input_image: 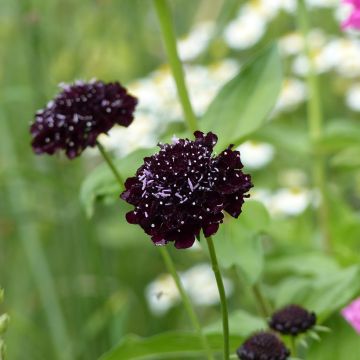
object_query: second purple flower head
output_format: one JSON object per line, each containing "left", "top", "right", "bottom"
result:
{"left": 121, "top": 131, "right": 252, "bottom": 249}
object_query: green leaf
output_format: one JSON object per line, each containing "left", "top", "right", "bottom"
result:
{"left": 98, "top": 331, "right": 243, "bottom": 360}
{"left": 273, "top": 277, "right": 311, "bottom": 309}
{"left": 316, "top": 120, "right": 360, "bottom": 152}
{"left": 200, "top": 45, "right": 283, "bottom": 149}
{"left": 271, "top": 265, "right": 360, "bottom": 321}
{"left": 303, "top": 265, "right": 360, "bottom": 320}
{"left": 331, "top": 146, "right": 360, "bottom": 169}
{"left": 266, "top": 253, "right": 340, "bottom": 277}
{"left": 211, "top": 201, "right": 268, "bottom": 284}
{"left": 308, "top": 314, "right": 360, "bottom": 360}
{"left": 205, "top": 310, "right": 266, "bottom": 337}
{"left": 80, "top": 148, "right": 156, "bottom": 217}
{"left": 240, "top": 200, "right": 270, "bottom": 233}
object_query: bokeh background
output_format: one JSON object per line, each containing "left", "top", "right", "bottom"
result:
{"left": 1, "top": 0, "right": 360, "bottom": 359}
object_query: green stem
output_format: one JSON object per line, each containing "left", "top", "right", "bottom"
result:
{"left": 297, "top": 0, "right": 331, "bottom": 253}
{"left": 153, "top": 0, "right": 198, "bottom": 133}
{"left": 290, "top": 336, "right": 297, "bottom": 358}
{"left": 159, "top": 247, "right": 214, "bottom": 360}
{"left": 206, "top": 237, "right": 230, "bottom": 360}
{"left": 97, "top": 142, "right": 213, "bottom": 360}
{"left": 96, "top": 141, "right": 125, "bottom": 189}
{"left": 252, "top": 283, "right": 271, "bottom": 318}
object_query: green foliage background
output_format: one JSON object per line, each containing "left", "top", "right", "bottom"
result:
{"left": 0, "top": 0, "right": 360, "bottom": 359}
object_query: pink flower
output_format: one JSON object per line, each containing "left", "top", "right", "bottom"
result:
{"left": 342, "top": 0, "right": 360, "bottom": 30}
{"left": 341, "top": 297, "right": 360, "bottom": 333}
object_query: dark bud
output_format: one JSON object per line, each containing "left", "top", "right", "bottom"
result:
{"left": 237, "top": 331, "right": 290, "bottom": 360}
{"left": 269, "top": 304, "right": 317, "bottom": 336}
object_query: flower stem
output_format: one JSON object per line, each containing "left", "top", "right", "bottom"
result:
{"left": 206, "top": 236, "right": 230, "bottom": 360}
{"left": 97, "top": 142, "right": 213, "bottom": 360}
{"left": 297, "top": 0, "right": 331, "bottom": 253}
{"left": 96, "top": 141, "right": 125, "bottom": 189}
{"left": 159, "top": 247, "right": 214, "bottom": 360}
{"left": 153, "top": 0, "right": 198, "bottom": 133}
{"left": 252, "top": 283, "right": 271, "bottom": 318}
{"left": 290, "top": 336, "right": 297, "bottom": 357}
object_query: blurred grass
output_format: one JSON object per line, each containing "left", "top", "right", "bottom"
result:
{"left": 1, "top": 0, "right": 360, "bottom": 359}
{"left": 0, "top": 1, "right": 225, "bottom": 359}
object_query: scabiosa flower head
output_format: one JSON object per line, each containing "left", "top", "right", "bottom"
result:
{"left": 237, "top": 331, "right": 290, "bottom": 360}
{"left": 342, "top": 0, "right": 360, "bottom": 30}
{"left": 30, "top": 80, "right": 137, "bottom": 159}
{"left": 121, "top": 131, "right": 252, "bottom": 249}
{"left": 269, "top": 304, "right": 316, "bottom": 336}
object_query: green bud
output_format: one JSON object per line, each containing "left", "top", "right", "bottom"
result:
{"left": 0, "top": 315, "right": 9, "bottom": 336}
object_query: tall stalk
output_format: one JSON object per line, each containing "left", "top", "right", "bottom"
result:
{"left": 153, "top": 0, "right": 198, "bottom": 133}
{"left": 153, "top": 1, "right": 231, "bottom": 358}
{"left": 297, "top": 0, "right": 331, "bottom": 252}
{"left": 206, "top": 237, "right": 230, "bottom": 360}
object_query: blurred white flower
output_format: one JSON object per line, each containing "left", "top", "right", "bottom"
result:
{"left": 322, "top": 38, "right": 360, "bottom": 78}
{"left": 265, "top": 0, "right": 297, "bottom": 16}
{"left": 145, "top": 273, "right": 180, "bottom": 316}
{"left": 280, "top": 169, "right": 309, "bottom": 187}
{"left": 129, "top": 60, "right": 239, "bottom": 122}
{"left": 178, "top": 22, "right": 214, "bottom": 61}
{"left": 224, "top": 8, "right": 266, "bottom": 50}
{"left": 306, "top": 0, "right": 338, "bottom": 8}
{"left": 183, "top": 263, "right": 233, "bottom": 306}
{"left": 98, "top": 112, "right": 158, "bottom": 157}
{"left": 145, "top": 264, "right": 234, "bottom": 314}
{"left": 250, "top": 188, "right": 273, "bottom": 210}
{"left": 346, "top": 84, "right": 360, "bottom": 111}
{"left": 273, "top": 78, "right": 307, "bottom": 114}
{"left": 279, "top": 32, "right": 304, "bottom": 56}
{"left": 270, "top": 187, "right": 312, "bottom": 216}
{"left": 237, "top": 141, "right": 275, "bottom": 169}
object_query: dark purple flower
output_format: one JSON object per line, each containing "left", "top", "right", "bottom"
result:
{"left": 237, "top": 331, "right": 290, "bottom": 360}
{"left": 121, "top": 131, "right": 252, "bottom": 249}
{"left": 30, "top": 80, "right": 137, "bottom": 159}
{"left": 269, "top": 304, "right": 316, "bottom": 336}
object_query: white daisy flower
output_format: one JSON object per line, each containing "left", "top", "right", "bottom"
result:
{"left": 273, "top": 78, "right": 307, "bottom": 114}
{"left": 279, "top": 32, "right": 305, "bottom": 56}
{"left": 182, "top": 264, "right": 233, "bottom": 306}
{"left": 178, "top": 22, "right": 214, "bottom": 61}
{"left": 145, "top": 274, "right": 181, "bottom": 316}
{"left": 224, "top": 7, "right": 266, "bottom": 50}
{"left": 270, "top": 187, "right": 312, "bottom": 216}
{"left": 237, "top": 141, "right": 275, "bottom": 169}
{"left": 346, "top": 84, "right": 360, "bottom": 111}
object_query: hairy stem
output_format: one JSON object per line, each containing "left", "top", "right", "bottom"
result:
{"left": 206, "top": 237, "right": 230, "bottom": 360}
